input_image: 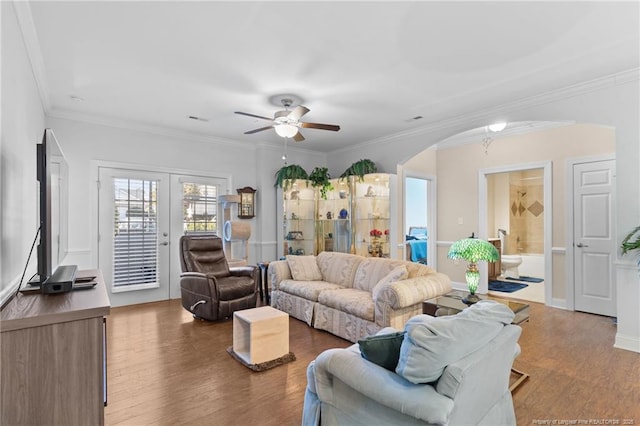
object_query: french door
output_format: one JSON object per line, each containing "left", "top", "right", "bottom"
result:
{"left": 98, "top": 168, "right": 171, "bottom": 307}
{"left": 98, "top": 166, "right": 228, "bottom": 307}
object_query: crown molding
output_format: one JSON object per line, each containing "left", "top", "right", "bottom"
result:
{"left": 434, "top": 121, "right": 576, "bottom": 151}
{"left": 47, "top": 108, "right": 260, "bottom": 149}
{"left": 13, "top": 1, "right": 51, "bottom": 112}
{"left": 15, "top": 0, "right": 638, "bottom": 157}
{"left": 47, "top": 107, "right": 321, "bottom": 156}
{"left": 329, "top": 68, "right": 640, "bottom": 156}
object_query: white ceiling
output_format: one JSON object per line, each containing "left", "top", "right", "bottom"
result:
{"left": 21, "top": 1, "right": 639, "bottom": 153}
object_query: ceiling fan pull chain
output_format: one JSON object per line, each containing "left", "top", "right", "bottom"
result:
{"left": 282, "top": 136, "right": 288, "bottom": 164}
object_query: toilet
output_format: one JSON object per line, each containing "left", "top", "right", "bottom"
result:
{"left": 498, "top": 229, "right": 523, "bottom": 279}
{"left": 501, "top": 254, "right": 523, "bottom": 279}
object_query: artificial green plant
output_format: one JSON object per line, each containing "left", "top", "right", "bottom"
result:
{"left": 339, "top": 159, "right": 377, "bottom": 181}
{"left": 621, "top": 225, "right": 640, "bottom": 269}
{"left": 309, "top": 167, "right": 333, "bottom": 199}
{"left": 274, "top": 164, "right": 308, "bottom": 191}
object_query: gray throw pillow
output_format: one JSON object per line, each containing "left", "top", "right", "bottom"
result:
{"left": 358, "top": 331, "right": 406, "bottom": 371}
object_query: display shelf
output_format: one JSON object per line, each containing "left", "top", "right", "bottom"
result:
{"left": 351, "top": 173, "right": 395, "bottom": 258}
{"left": 277, "top": 174, "right": 397, "bottom": 258}
{"left": 316, "top": 178, "right": 352, "bottom": 253}
{"left": 279, "top": 180, "right": 315, "bottom": 257}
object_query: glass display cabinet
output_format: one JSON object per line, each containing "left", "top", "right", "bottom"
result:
{"left": 277, "top": 174, "right": 396, "bottom": 258}
{"left": 350, "top": 173, "right": 396, "bottom": 257}
{"left": 279, "top": 180, "right": 316, "bottom": 257}
{"left": 315, "top": 178, "right": 352, "bottom": 254}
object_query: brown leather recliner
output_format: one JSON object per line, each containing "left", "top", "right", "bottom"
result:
{"left": 179, "top": 235, "right": 258, "bottom": 321}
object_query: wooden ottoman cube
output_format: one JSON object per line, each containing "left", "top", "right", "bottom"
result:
{"left": 233, "top": 306, "right": 289, "bottom": 365}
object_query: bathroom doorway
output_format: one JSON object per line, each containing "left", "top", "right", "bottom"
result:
{"left": 479, "top": 162, "right": 552, "bottom": 304}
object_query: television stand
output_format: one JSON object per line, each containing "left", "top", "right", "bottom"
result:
{"left": 1, "top": 269, "right": 110, "bottom": 425}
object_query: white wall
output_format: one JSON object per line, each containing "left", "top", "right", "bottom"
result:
{"left": 327, "top": 77, "right": 639, "bottom": 351}
{"left": 3, "top": 0, "right": 638, "bottom": 351}
{"left": 1, "top": 2, "right": 47, "bottom": 305}
{"left": 45, "top": 117, "right": 327, "bottom": 268}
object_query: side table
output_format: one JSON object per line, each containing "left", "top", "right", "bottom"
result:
{"left": 257, "top": 261, "right": 270, "bottom": 304}
{"left": 232, "top": 306, "right": 289, "bottom": 365}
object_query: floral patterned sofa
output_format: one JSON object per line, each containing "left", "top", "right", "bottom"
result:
{"left": 268, "top": 252, "right": 452, "bottom": 342}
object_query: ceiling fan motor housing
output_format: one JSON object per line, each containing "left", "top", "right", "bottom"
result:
{"left": 274, "top": 110, "right": 293, "bottom": 124}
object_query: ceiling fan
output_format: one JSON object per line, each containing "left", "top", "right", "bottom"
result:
{"left": 235, "top": 98, "right": 340, "bottom": 142}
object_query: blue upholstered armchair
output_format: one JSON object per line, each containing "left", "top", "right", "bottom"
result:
{"left": 302, "top": 301, "right": 521, "bottom": 425}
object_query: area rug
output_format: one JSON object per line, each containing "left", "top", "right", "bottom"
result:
{"left": 514, "top": 275, "right": 544, "bottom": 283}
{"left": 489, "top": 280, "right": 528, "bottom": 293}
{"left": 226, "top": 347, "right": 296, "bottom": 372}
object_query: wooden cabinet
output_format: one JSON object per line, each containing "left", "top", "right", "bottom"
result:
{"left": 0, "top": 270, "right": 110, "bottom": 425}
{"left": 237, "top": 186, "right": 256, "bottom": 219}
{"left": 488, "top": 239, "right": 502, "bottom": 279}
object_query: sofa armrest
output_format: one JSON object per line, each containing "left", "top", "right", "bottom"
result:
{"left": 268, "top": 260, "right": 292, "bottom": 292}
{"left": 375, "top": 272, "right": 452, "bottom": 309}
{"left": 312, "top": 348, "right": 454, "bottom": 424}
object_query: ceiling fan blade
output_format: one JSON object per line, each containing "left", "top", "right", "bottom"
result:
{"left": 244, "top": 125, "right": 274, "bottom": 134}
{"left": 293, "top": 131, "right": 305, "bottom": 142}
{"left": 288, "top": 105, "right": 310, "bottom": 121}
{"left": 235, "top": 111, "right": 274, "bottom": 121}
{"left": 300, "top": 122, "right": 341, "bottom": 132}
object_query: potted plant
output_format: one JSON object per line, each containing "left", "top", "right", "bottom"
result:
{"left": 309, "top": 167, "right": 333, "bottom": 199}
{"left": 274, "top": 164, "right": 308, "bottom": 191}
{"left": 340, "top": 159, "right": 377, "bottom": 181}
{"left": 621, "top": 225, "right": 640, "bottom": 269}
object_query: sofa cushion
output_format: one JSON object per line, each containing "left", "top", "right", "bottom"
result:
{"left": 358, "top": 331, "right": 406, "bottom": 371}
{"left": 317, "top": 251, "right": 364, "bottom": 288}
{"left": 318, "top": 288, "right": 375, "bottom": 321}
{"left": 395, "top": 300, "right": 515, "bottom": 384}
{"left": 353, "top": 258, "right": 404, "bottom": 292}
{"left": 286, "top": 255, "right": 322, "bottom": 281}
{"left": 279, "top": 280, "right": 343, "bottom": 301}
{"left": 404, "top": 261, "right": 436, "bottom": 278}
{"left": 371, "top": 265, "right": 408, "bottom": 300}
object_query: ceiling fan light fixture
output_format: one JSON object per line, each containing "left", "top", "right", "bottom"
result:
{"left": 488, "top": 122, "right": 507, "bottom": 132}
{"left": 274, "top": 123, "right": 299, "bottom": 138}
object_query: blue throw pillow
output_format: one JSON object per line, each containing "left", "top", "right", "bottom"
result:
{"left": 358, "top": 331, "right": 406, "bottom": 371}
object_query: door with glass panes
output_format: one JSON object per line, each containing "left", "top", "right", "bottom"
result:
{"left": 98, "top": 167, "right": 226, "bottom": 307}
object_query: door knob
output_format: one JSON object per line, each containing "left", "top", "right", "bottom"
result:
{"left": 576, "top": 243, "right": 589, "bottom": 248}
{"left": 160, "top": 241, "right": 169, "bottom": 246}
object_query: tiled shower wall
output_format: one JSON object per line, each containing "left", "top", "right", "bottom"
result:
{"left": 507, "top": 170, "right": 544, "bottom": 254}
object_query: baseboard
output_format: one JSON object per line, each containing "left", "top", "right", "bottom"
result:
{"left": 614, "top": 333, "right": 640, "bottom": 353}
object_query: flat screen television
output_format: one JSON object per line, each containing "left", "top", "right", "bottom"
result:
{"left": 28, "top": 129, "right": 70, "bottom": 288}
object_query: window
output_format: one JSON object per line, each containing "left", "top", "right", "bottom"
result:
{"left": 112, "top": 178, "right": 158, "bottom": 287}
{"left": 183, "top": 183, "right": 218, "bottom": 234}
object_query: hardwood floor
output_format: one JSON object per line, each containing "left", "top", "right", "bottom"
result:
{"left": 105, "top": 299, "right": 640, "bottom": 425}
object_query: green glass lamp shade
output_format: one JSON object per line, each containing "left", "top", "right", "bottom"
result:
{"left": 448, "top": 238, "right": 499, "bottom": 304}
{"left": 447, "top": 238, "right": 499, "bottom": 263}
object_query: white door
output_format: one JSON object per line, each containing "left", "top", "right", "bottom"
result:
{"left": 98, "top": 168, "right": 171, "bottom": 307}
{"left": 168, "top": 175, "right": 227, "bottom": 300}
{"left": 573, "top": 159, "right": 616, "bottom": 317}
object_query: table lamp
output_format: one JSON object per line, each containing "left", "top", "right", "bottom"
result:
{"left": 447, "top": 234, "right": 499, "bottom": 304}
